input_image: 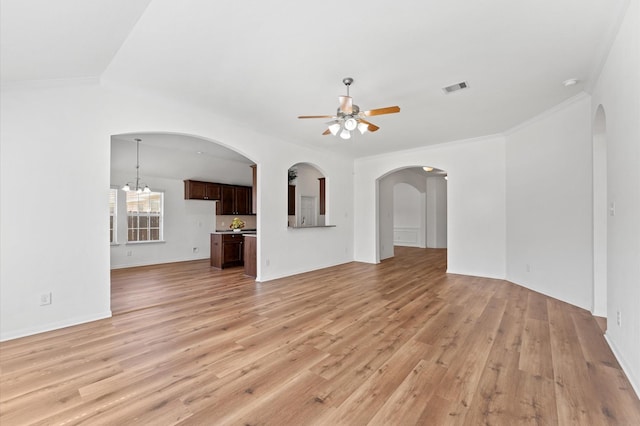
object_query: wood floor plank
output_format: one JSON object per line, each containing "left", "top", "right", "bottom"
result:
{"left": 547, "top": 299, "right": 608, "bottom": 425}
{"left": 1, "top": 247, "right": 639, "bottom": 425}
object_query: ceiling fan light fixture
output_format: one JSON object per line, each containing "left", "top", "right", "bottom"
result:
{"left": 328, "top": 122, "right": 341, "bottom": 136}
{"left": 344, "top": 117, "right": 358, "bottom": 131}
{"left": 298, "top": 77, "right": 400, "bottom": 140}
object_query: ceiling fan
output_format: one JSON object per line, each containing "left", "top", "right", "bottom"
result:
{"left": 298, "top": 77, "right": 400, "bottom": 140}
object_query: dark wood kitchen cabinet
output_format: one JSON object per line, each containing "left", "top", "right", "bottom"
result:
{"left": 318, "top": 177, "right": 326, "bottom": 215}
{"left": 243, "top": 235, "right": 256, "bottom": 277}
{"left": 216, "top": 185, "right": 252, "bottom": 215}
{"left": 210, "top": 233, "right": 244, "bottom": 268}
{"left": 288, "top": 185, "right": 296, "bottom": 215}
{"left": 184, "top": 180, "right": 221, "bottom": 200}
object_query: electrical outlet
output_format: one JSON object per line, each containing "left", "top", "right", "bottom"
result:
{"left": 526, "top": 264, "right": 531, "bottom": 273}
{"left": 40, "top": 292, "right": 52, "bottom": 306}
{"left": 127, "top": 250, "right": 132, "bottom": 256}
{"left": 616, "top": 310, "right": 622, "bottom": 326}
{"left": 192, "top": 247, "right": 199, "bottom": 253}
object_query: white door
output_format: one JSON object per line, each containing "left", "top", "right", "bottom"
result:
{"left": 299, "top": 196, "right": 316, "bottom": 226}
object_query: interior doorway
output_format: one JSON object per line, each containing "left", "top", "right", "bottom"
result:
{"left": 377, "top": 166, "right": 448, "bottom": 262}
{"left": 110, "top": 131, "right": 257, "bottom": 314}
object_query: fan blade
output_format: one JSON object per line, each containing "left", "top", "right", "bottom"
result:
{"left": 339, "top": 96, "right": 353, "bottom": 114}
{"left": 298, "top": 115, "right": 335, "bottom": 119}
{"left": 360, "top": 119, "right": 380, "bottom": 132}
{"left": 322, "top": 129, "right": 331, "bottom": 135}
{"left": 362, "top": 106, "right": 400, "bottom": 117}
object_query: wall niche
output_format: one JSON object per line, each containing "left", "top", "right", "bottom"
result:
{"left": 287, "top": 163, "right": 329, "bottom": 228}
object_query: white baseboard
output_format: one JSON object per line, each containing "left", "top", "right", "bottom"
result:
{"left": 605, "top": 332, "right": 640, "bottom": 400}
{"left": 0, "top": 310, "right": 112, "bottom": 342}
{"left": 110, "top": 256, "right": 209, "bottom": 269}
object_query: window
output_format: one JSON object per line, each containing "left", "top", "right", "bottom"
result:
{"left": 126, "top": 191, "right": 164, "bottom": 242}
{"left": 109, "top": 188, "right": 117, "bottom": 244}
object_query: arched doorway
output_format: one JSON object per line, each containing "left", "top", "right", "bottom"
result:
{"left": 109, "top": 132, "right": 258, "bottom": 313}
{"left": 592, "top": 105, "right": 607, "bottom": 318}
{"left": 377, "top": 166, "right": 447, "bottom": 261}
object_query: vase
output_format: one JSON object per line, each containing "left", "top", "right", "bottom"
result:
{"left": 233, "top": 228, "right": 241, "bottom": 232}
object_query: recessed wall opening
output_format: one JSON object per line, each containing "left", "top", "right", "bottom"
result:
{"left": 287, "top": 162, "right": 327, "bottom": 228}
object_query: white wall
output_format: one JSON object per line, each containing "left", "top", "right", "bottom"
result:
{"left": 505, "top": 94, "right": 593, "bottom": 310}
{"left": 590, "top": 0, "right": 640, "bottom": 396}
{"left": 377, "top": 175, "right": 396, "bottom": 260}
{"left": 426, "top": 176, "right": 448, "bottom": 248}
{"left": 0, "top": 80, "right": 354, "bottom": 341}
{"left": 1, "top": 82, "right": 112, "bottom": 340}
{"left": 393, "top": 182, "right": 424, "bottom": 247}
{"left": 109, "top": 176, "right": 217, "bottom": 268}
{"left": 356, "top": 135, "right": 506, "bottom": 279}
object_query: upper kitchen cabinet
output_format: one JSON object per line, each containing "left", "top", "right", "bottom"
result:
{"left": 184, "top": 180, "right": 221, "bottom": 200}
{"left": 217, "top": 184, "right": 252, "bottom": 215}
{"left": 251, "top": 165, "right": 257, "bottom": 215}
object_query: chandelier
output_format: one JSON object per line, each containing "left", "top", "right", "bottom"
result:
{"left": 121, "top": 138, "right": 151, "bottom": 193}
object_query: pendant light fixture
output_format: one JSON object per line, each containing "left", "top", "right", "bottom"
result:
{"left": 121, "top": 138, "right": 151, "bottom": 193}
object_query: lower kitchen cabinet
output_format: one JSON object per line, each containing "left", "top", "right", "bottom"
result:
{"left": 210, "top": 233, "right": 244, "bottom": 268}
{"left": 243, "top": 235, "right": 256, "bottom": 277}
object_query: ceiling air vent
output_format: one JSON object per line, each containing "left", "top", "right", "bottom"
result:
{"left": 442, "top": 81, "right": 469, "bottom": 94}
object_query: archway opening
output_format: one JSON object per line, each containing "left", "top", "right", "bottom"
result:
{"left": 109, "top": 132, "right": 257, "bottom": 313}
{"left": 377, "top": 166, "right": 447, "bottom": 262}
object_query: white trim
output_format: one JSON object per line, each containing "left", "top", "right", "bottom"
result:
{"left": 605, "top": 333, "right": 640, "bottom": 400}
{"left": 503, "top": 92, "right": 590, "bottom": 136}
{"left": 110, "top": 256, "right": 209, "bottom": 269}
{"left": 357, "top": 132, "right": 504, "bottom": 163}
{"left": 393, "top": 227, "right": 420, "bottom": 247}
{"left": 446, "top": 269, "right": 506, "bottom": 280}
{"left": 125, "top": 240, "right": 166, "bottom": 245}
{"left": 0, "top": 311, "right": 112, "bottom": 342}
{"left": 0, "top": 76, "right": 100, "bottom": 90}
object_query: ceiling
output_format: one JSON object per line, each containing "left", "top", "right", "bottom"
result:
{"left": 111, "top": 133, "right": 254, "bottom": 185}
{"left": 1, "top": 0, "right": 628, "bottom": 159}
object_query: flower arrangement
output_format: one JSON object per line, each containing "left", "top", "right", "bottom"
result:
{"left": 230, "top": 217, "right": 245, "bottom": 230}
{"left": 288, "top": 168, "right": 297, "bottom": 183}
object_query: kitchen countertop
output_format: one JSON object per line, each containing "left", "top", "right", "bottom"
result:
{"left": 211, "top": 230, "right": 257, "bottom": 235}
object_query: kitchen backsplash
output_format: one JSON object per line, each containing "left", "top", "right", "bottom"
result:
{"left": 216, "top": 215, "right": 257, "bottom": 231}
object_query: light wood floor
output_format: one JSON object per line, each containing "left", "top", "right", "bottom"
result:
{"left": 1, "top": 247, "right": 639, "bottom": 425}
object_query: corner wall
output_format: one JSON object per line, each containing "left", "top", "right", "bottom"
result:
{"left": 590, "top": 0, "right": 640, "bottom": 396}
{"left": 505, "top": 94, "right": 593, "bottom": 311}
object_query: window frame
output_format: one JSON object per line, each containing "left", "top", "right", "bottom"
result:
{"left": 109, "top": 187, "right": 118, "bottom": 245}
{"left": 125, "top": 190, "right": 165, "bottom": 244}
